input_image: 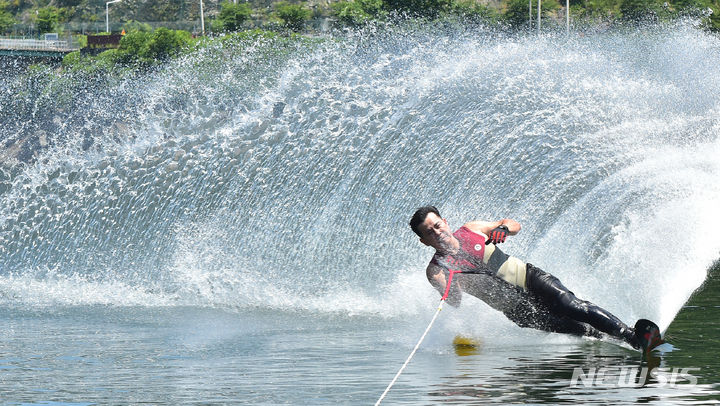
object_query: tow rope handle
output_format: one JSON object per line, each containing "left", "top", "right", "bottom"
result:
{"left": 441, "top": 269, "right": 461, "bottom": 301}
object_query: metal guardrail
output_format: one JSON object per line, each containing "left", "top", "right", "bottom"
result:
{"left": 0, "top": 38, "right": 78, "bottom": 52}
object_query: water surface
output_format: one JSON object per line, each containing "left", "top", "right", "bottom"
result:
{"left": 1, "top": 22, "right": 720, "bottom": 404}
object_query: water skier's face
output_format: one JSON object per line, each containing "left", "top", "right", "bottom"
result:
{"left": 418, "top": 212, "right": 453, "bottom": 250}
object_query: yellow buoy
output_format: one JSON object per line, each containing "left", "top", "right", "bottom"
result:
{"left": 453, "top": 335, "right": 481, "bottom": 356}
{"left": 453, "top": 335, "right": 480, "bottom": 347}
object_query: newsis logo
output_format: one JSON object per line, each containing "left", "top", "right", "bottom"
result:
{"left": 570, "top": 367, "right": 700, "bottom": 388}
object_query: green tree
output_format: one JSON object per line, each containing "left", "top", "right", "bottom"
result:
{"left": 503, "top": 0, "right": 533, "bottom": 26}
{"left": 0, "top": 6, "right": 15, "bottom": 33}
{"left": 451, "top": 0, "right": 500, "bottom": 21}
{"left": 503, "top": 0, "right": 560, "bottom": 26}
{"left": 619, "top": 0, "right": 664, "bottom": 19}
{"left": 275, "top": 2, "right": 311, "bottom": 31}
{"left": 216, "top": 1, "right": 252, "bottom": 32}
{"left": 383, "top": 0, "right": 452, "bottom": 17}
{"left": 574, "top": 0, "right": 622, "bottom": 19}
{"left": 54, "top": 0, "right": 82, "bottom": 8}
{"left": 331, "top": 0, "right": 384, "bottom": 25}
{"left": 670, "top": 0, "right": 705, "bottom": 8}
{"left": 540, "top": 0, "right": 561, "bottom": 18}
{"left": 706, "top": 1, "right": 720, "bottom": 31}
{"left": 121, "top": 20, "right": 153, "bottom": 33}
{"left": 35, "top": 6, "right": 68, "bottom": 33}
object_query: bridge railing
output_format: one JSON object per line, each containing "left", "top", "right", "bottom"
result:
{"left": 0, "top": 38, "right": 78, "bottom": 52}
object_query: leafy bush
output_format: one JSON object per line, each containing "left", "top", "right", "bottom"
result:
{"left": 216, "top": 1, "right": 252, "bottom": 32}
{"left": 275, "top": 2, "right": 312, "bottom": 31}
{"left": 331, "top": 0, "right": 384, "bottom": 25}
{"left": 61, "top": 48, "right": 119, "bottom": 72}
{"left": 451, "top": 0, "right": 500, "bottom": 21}
{"left": 572, "top": 0, "right": 621, "bottom": 20}
{"left": 61, "top": 50, "right": 84, "bottom": 68}
{"left": 619, "top": 0, "right": 665, "bottom": 19}
{"left": 116, "top": 30, "right": 152, "bottom": 64}
{"left": 383, "top": 0, "right": 453, "bottom": 18}
{"left": 709, "top": 3, "right": 720, "bottom": 31}
{"left": 145, "top": 27, "right": 192, "bottom": 61}
{"left": 503, "top": 0, "right": 535, "bottom": 26}
{"left": 63, "top": 28, "right": 193, "bottom": 71}
{"left": 503, "top": 0, "right": 561, "bottom": 26}
{"left": 116, "top": 28, "right": 192, "bottom": 65}
{"left": 73, "top": 34, "right": 87, "bottom": 48}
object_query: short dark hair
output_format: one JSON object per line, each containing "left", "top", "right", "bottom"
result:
{"left": 409, "top": 206, "right": 441, "bottom": 237}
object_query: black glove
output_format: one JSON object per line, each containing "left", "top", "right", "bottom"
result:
{"left": 485, "top": 225, "right": 509, "bottom": 245}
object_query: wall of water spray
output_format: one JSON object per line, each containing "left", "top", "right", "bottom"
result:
{"left": 1, "top": 23, "right": 719, "bottom": 327}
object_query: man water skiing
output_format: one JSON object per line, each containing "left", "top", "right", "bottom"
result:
{"left": 409, "top": 206, "right": 662, "bottom": 351}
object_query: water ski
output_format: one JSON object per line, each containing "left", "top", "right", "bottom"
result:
{"left": 634, "top": 319, "right": 663, "bottom": 353}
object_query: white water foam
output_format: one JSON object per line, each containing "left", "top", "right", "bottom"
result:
{"left": 1, "top": 24, "right": 719, "bottom": 331}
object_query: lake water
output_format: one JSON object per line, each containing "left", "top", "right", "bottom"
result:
{"left": 2, "top": 21, "right": 720, "bottom": 404}
{"left": 2, "top": 271, "right": 719, "bottom": 404}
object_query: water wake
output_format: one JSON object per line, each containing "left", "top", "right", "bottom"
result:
{"left": 1, "top": 23, "right": 719, "bottom": 329}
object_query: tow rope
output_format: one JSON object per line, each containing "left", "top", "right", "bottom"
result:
{"left": 374, "top": 269, "right": 461, "bottom": 406}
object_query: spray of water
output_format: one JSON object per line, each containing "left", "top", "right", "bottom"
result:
{"left": 1, "top": 23, "right": 719, "bottom": 331}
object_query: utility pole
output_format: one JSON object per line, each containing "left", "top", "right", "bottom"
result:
{"left": 105, "top": 0, "right": 122, "bottom": 33}
{"left": 566, "top": 0, "right": 570, "bottom": 35}
{"left": 200, "top": 0, "right": 205, "bottom": 35}
{"left": 529, "top": 0, "right": 532, "bottom": 29}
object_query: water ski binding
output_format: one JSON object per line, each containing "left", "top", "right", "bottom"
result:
{"left": 634, "top": 319, "right": 664, "bottom": 353}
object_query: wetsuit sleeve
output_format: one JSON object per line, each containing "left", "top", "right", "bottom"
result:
{"left": 426, "top": 263, "right": 462, "bottom": 307}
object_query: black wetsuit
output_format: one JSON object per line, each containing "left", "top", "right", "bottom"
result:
{"left": 515, "top": 264, "right": 634, "bottom": 343}
{"left": 430, "top": 226, "right": 636, "bottom": 346}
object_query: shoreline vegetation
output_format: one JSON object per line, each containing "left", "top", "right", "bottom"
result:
{"left": 1, "top": 0, "right": 719, "bottom": 166}
{"left": 1, "top": 0, "right": 719, "bottom": 40}
{"left": 9, "top": 9, "right": 720, "bottom": 73}
{"left": 0, "top": 0, "right": 718, "bottom": 72}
